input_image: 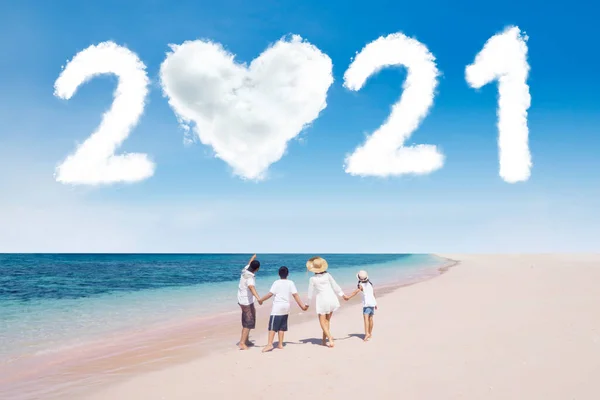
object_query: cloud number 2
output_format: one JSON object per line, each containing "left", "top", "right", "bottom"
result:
{"left": 54, "top": 41, "right": 155, "bottom": 185}
{"left": 342, "top": 32, "right": 445, "bottom": 177}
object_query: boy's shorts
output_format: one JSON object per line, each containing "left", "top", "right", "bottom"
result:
{"left": 268, "top": 314, "right": 289, "bottom": 332}
{"left": 363, "top": 306, "right": 375, "bottom": 315}
{"left": 239, "top": 303, "right": 256, "bottom": 329}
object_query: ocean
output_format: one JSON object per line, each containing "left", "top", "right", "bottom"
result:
{"left": 0, "top": 253, "right": 447, "bottom": 364}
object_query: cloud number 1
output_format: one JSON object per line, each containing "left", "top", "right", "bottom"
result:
{"left": 343, "top": 33, "right": 445, "bottom": 177}
{"left": 53, "top": 41, "right": 155, "bottom": 185}
{"left": 466, "top": 26, "right": 532, "bottom": 183}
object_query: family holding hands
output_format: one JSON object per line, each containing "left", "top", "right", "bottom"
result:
{"left": 237, "top": 255, "right": 378, "bottom": 352}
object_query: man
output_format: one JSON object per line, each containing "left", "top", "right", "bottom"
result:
{"left": 237, "top": 254, "right": 263, "bottom": 350}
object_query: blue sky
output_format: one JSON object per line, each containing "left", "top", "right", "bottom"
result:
{"left": 0, "top": 0, "right": 598, "bottom": 252}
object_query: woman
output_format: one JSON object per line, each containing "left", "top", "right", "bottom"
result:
{"left": 306, "top": 256, "right": 349, "bottom": 348}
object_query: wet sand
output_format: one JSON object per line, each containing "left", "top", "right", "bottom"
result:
{"left": 1, "top": 260, "right": 451, "bottom": 399}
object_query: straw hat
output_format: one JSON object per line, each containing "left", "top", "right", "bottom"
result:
{"left": 357, "top": 270, "right": 368, "bottom": 281}
{"left": 306, "top": 256, "right": 328, "bottom": 273}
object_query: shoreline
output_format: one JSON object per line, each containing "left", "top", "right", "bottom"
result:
{"left": 1, "top": 255, "right": 454, "bottom": 400}
{"left": 86, "top": 253, "right": 600, "bottom": 400}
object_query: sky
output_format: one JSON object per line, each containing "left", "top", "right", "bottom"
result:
{"left": 0, "top": 0, "right": 598, "bottom": 253}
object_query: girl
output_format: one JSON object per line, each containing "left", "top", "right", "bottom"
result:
{"left": 347, "top": 270, "right": 377, "bottom": 341}
{"left": 306, "top": 256, "right": 349, "bottom": 348}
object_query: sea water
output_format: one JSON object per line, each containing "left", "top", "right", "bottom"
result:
{"left": 0, "top": 253, "right": 446, "bottom": 362}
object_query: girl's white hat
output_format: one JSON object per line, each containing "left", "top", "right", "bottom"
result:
{"left": 357, "top": 270, "right": 368, "bottom": 281}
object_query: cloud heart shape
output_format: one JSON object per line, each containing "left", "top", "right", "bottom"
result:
{"left": 159, "top": 35, "right": 334, "bottom": 180}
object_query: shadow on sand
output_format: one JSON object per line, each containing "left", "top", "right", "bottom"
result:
{"left": 348, "top": 333, "right": 366, "bottom": 340}
{"left": 240, "top": 333, "right": 364, "bottom": 350}
{"left": 290, "top": 334, "right": 358, "bottom": 346}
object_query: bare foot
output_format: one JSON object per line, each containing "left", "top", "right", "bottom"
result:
{"left": 277, "top": 344, "right": 284, "bottom": 350}
{"left": 327, "top": 340, "right": 335, "bottom": 348}
{"left": 262, "top": 344, "right": 274, "bottom": 353}
{"left": 239, "top": 343, "right": 249, "bottom": 350}
{"left": 363, "top": 334, "right": 371, "bottom": 342}
{"left": 322, "top": 339, "right": 327, "bottom": 346}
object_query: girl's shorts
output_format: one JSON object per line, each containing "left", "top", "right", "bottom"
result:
{"left": 363, "top": 306, "right": 375, "bottom": 315}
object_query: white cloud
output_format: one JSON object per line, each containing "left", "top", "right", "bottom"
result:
{"left": 343, "top": 33, "right": 444, "bottom": 177}
{"left": 54, "top": 41, "right": 155, "bottom": 185}
{"left": 159, "top": 34, "right": 333, "bottom": 181}
{"left": 465, "top": 26, "right": 532, "bottom": 183}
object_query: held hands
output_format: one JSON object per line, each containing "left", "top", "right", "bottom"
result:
{"left": 302, "top": 304, "right": 309, "bottom": 311}
{"left": 343, "top": 288, "right": 360, "bottom": 301}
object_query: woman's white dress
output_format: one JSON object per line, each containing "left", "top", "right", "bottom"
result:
{"left": 307, "top": 273, "right": 345, "bottom": 315}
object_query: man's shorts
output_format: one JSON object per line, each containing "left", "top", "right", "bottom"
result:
{"left": 363, "top": 306, "right": 375, "bottom": 316}
{"left": 268, "top": 314, "right": 289, "bottom": 332}
{"left": 239, "top": 303, "right": 256, "bottom": 329}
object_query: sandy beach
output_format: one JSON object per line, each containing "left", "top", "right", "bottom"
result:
{"left": 79, "top": 254, "right": 600, "bottom": 399}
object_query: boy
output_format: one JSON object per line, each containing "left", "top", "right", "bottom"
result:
{"left": 259, "top": 266, "right": 308, "bottom": 352}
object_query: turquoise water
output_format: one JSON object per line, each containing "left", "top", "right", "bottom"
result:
{"left": 0, "top": 253, "right": 446, "bottom": 360}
